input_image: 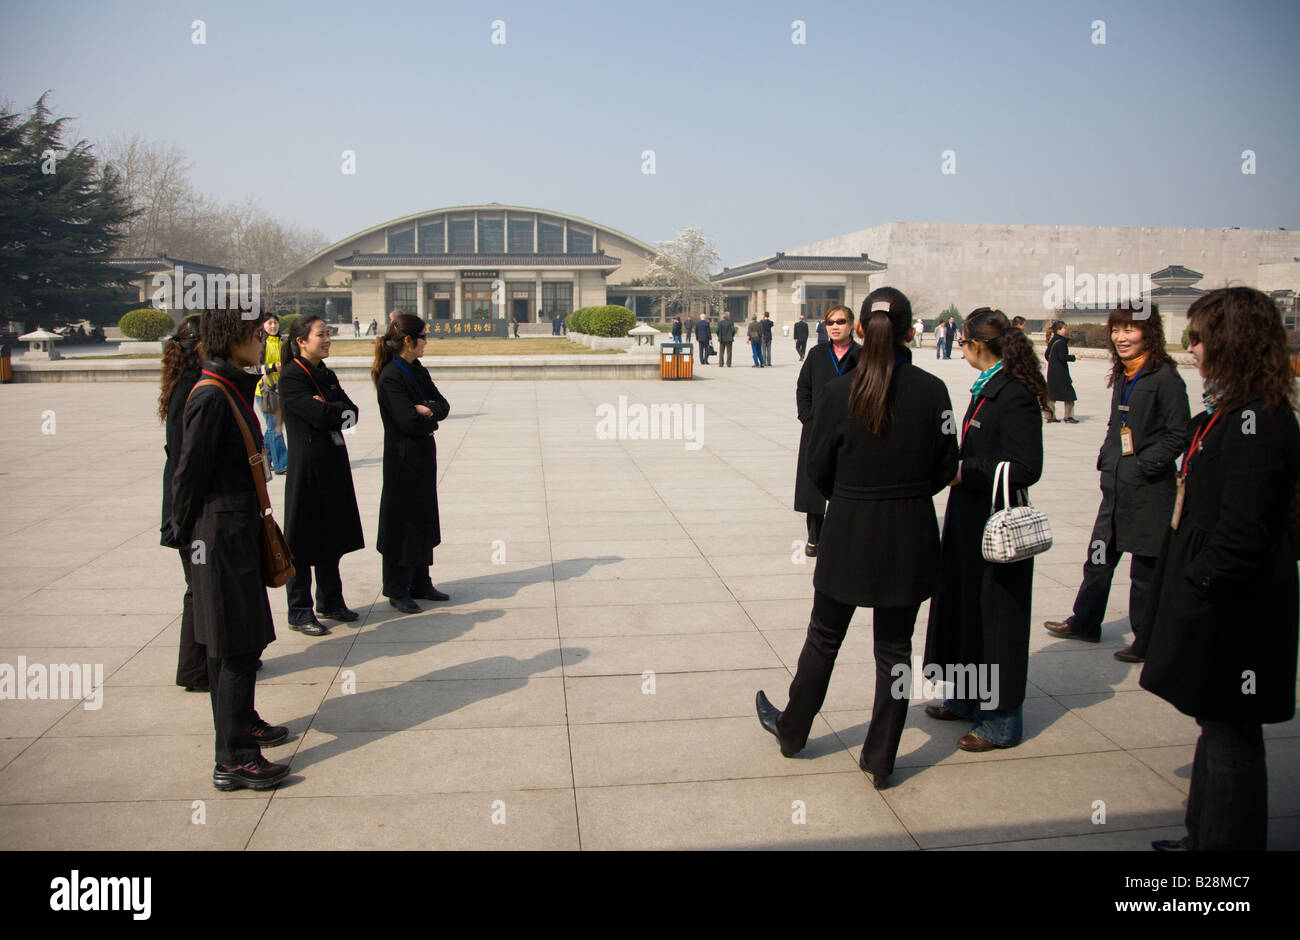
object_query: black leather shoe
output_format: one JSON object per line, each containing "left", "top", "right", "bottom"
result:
{"left": 410, "top": 586, "right": 450, "bottom": 601}
{"left": 1152, "top": 838, "right": 1189, "bottom": 852}
{"left": 182, "top": 683, "right": 209, "bottom": 693}
{"left": 1044, "top": 620, "right": 1101, "bottom": 643}
{"left": 804, "top": 542, "right": 817, "bottom": 557}
{"left": 251, "top": 718, "right": 289, "bottom": 748}
{"left": 212, "top": 756, "right": 290, "bottom": 791}
{"left": 924, "top": 704, "right": 964, "bottom": 721}
{"left": 317, "top": 607, "right": 359, "bottom": 622}
{"left": 755, "top": 690, "right": 801, "bottom": 757}
{"left": 1114, "top": 646, "right": 1145, "bottom": 663}
{"left": 858, "top": 750, "right": 889, "bottom": 789}
{"left": 389, "top": 596, "right": 420, "bottom": 614}
{"left": 289, "top": 618, "right": 330, "bottom": 637}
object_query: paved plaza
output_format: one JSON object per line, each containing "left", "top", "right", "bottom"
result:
{"left": 0, "top": 351, "right": 1296, "bottom": 851}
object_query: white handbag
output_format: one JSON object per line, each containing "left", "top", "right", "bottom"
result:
{"left": 982, "top": 461, "right": 1053, "bottom": 563}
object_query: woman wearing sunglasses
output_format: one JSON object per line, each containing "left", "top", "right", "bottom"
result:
{"left": 373, "top": 313, "right": 452, "bottom": 613}
{"left": 758, "top": 288, "right": 956, "bottom": 787}
{"left": 1141, "top": 287, "right": 1299, "bottom": 851}
{"left": 794, "top": 304, "right": 859, "bottom": 557}
{"left": 923, "top": 307, "right": 1052, "bottom": 751}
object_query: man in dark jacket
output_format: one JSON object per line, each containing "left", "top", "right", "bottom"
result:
{"left": 761, "top": 313, "right": 774, "bottom": 365}
{"left": 943, "top": 316, "right": 957, "bottom": 358}
{"left": 816, "top": 318, "right": 828, "bottom": 346}
{"left": 747, "top": 316, "right": 764, "bottom": 367}
{"left": 716, "top": 316, "right": 736, "bottom": 366}
{"left": 793, "top": 318, "right": 809, "bottom": 361}
{"left": 694, "top": 315, "right": 712, "bottom": 365}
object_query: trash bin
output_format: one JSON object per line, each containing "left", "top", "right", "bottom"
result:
{"left": 660, "top": 343, "right": 694, "bottom": 380}
{"left": 0, "top": 344, "right": 10, "bottom": 384}
{"left": 1291, "top": 344, "right": 1300, "bottom": 378}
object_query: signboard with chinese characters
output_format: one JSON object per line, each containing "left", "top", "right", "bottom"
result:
{"left": 427, "top": 318, "right": 508, "bottom": 337}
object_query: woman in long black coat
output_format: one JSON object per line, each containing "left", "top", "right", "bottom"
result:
{"left": 794, "top": 304, "right": 859, "bottom": 556}
{"left": 1141, "top": 287, "right": 1299, "bottom": 852}
{"left": 171, "top": 308, "right": 289, "bottom": 790}
{"left": 374, "top": 313, "right": 452, "bottom": 612}
{"left": 758, "top": 289, "right": 956, "bottom": 789}
{"left": 1043, "top": 306, "right": 1189, "bottom": 660}
{"left": 923, "top": 307, "right": 1051, "bottom": 750}
{"left": 1044, "top": 320, "right": 1078, "bottom": 422}
{"left": 160, "top": 315, "right": 207, "bottom": 691}
{"left": 279, "top": 314, "right": 365, "bottom": 636}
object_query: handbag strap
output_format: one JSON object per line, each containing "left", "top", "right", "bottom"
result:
{"left": 190, "top": 379, "right": 275, "bottom": 521}
{"left": 990, "top": 461, "right": 1012, "bottom": 513}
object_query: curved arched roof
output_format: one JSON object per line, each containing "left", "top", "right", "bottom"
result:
{"left": 280, "top": 204, "right": 659, "bottom": 285}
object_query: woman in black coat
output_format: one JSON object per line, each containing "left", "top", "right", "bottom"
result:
{"left": 171, "top": 307, "right": 289, "bottom": 791}
{"left": 278, "top": 315, "right": 365, "bottom": 636}
{"left": 374, "top": 313, "right": 452, "bottom": 612}
{"left": 1043, "top": 305, "right": 1190, "bottom": 661}
{"left": 1141, "top": 287, "right": 1299, "bottom": 851}
{"left": 159, "top": 315, "right": 207, "bottom": 691}
{"left": 794, "top": 304, "right": 859, "bottom": 557}
{"left": 923, "top": 307, "right": 1051, "bottom": 751}
{"left": 758, "top": 289, "right": 957, "bottom": 789}
{"left": 1044, "top": 320, "right": 1078, "bottom": 423}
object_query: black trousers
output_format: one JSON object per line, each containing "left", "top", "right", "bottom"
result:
{"left": 699, "top": 341, "right": 709, "bottom": 364}
{"left": 795, "top": 338, "right": 807, "bottom": 360}
{"left": 176, "top": 553, "right": 207, "bottom": 688}
{"left": 208, "top": 652, "right": 260, "bottom": 766}
{"left": 778, "top": 590, "right": 921, "bottom": 776}
{"left": 806, "top": 513, "right": 823, "bottom": 544}
{"left": 286, "top": 557, "right": 344, "bottom": 624}
{"left": 383, "top": 556, "right": 432, "bottom": 599}
{"left": 1186, "top": 720, "right": 1267, "bottom": 850}
{"left": 1069, "top": 535, "right": 1155, "bottom": 650}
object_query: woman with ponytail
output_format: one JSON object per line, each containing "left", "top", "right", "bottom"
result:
{"left": 159, "top": 314, "right": 209, "bottom": 691}
{"left": 794, "top": 304, "right": 859, "bottom": 556}
{"left": 374, "top": 313, "right": 451, "bottom": 613}
{"left": 757, "top": 288, "right": 957, "bottom": 788}
{"left": 923, "top": 307, "right": 1050, "bottom": 751}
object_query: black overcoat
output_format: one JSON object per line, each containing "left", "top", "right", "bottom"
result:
{"left": 279, "top": 356, "right": 365, "bottom": 565}
{"left": 377, "top": 358, "right": 451, "bottom": 565}
{"left": 160, "top": 368, "right": 199, "bottom": 548}
{"left": 1045, "top": 336, "right": 1077, "bottom": 402}
{"left": 806, "top": 355, "right": 958, "bottom": 607}
{"left": 794, "top": 341, "right": 859, "bottom": 513}
{"left": 923, "top": 369, "right": 1044, "bottom": 712}
{"left": 793, "top": 321, "right": 809, "bottom": 342}
{"left": 1140, "top": 402, "right": 1299, "bottom": 723}
{"left": 1089, "top": 361, "right": 1190, "bottom": 557}
{"left": 170, "top": 358, "right": 275, "bottom": 658}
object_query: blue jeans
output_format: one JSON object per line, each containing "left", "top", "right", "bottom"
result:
{"left": 259, "top": 402, "right": 287, "bottom": 473}
{"left": 751, "top": 340, "right": 764, "bottom": 366}
{"left": 944, "top": 697, "right": 1024, "bottom": 747}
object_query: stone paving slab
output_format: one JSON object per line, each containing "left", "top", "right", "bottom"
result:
{"left": 1, "top": 355, "right": 1297, "bottom": 850}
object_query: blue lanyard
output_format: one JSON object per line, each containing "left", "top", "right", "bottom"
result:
{"left": 391, "top": 358, "right": 424, "bottom": 400}
{"left": 1119, "top": 365, "right": 1145, "bottom": 426}
{"left": 828, "top": 344, "right": 852, "bottom": 375}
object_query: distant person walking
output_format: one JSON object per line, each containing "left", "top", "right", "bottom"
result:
{"left": 816, "top": 318, "right": 828, "bottom": 346}
{"left": 717, "top": 316, "right": 735, "bottom": 367}
{"left": 912, "top": 318, "right": 923, "bottom": 348}
{"left": 353, "top": 318, "right": 360, "bottom": 338}
{"left": 255, "top": 314, "right": 287, "bottom": 475}
{"left": 1044, "top": 320, "right": 1078, "bottom": 423}
{"left": 934, "top": 320, "right": 945, "bottom": 359}
{"left": 793, "top": 317, "right": 809, "bottom": 361}
{"left": 747, "top": 315, "right": 764, "bottom": 367}
{"left": 695, "top": 314, "right": 712, "bottom": 365}
{"left": 671, "top": 317, "right": 682, "bottom": 343}
{"left": 944, "top": 316, "right": 957, "bottom": 358}
{"left": 761, "top": 312, "right": 774, "bottom": 365}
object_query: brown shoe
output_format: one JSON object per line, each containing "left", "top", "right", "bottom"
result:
{"left": 1114, "top": 646, "right": 1145, "bottom": 663}
{"left": 1044, "top": 620, "right": 1100, "bottom": 642}
{"left": 957, "top": 732, "right": 1000, "bottom": 752}
{"left": 924, "top": 704, "right": 964, "bottom": 721}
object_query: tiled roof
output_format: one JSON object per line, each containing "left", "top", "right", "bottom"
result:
{"left": 712, "top": 252, "right": 887, "bottom": 282}
{"left": 108, "top": 255, "right": 231, "bottom": 276}
{"left": 1150, "top": 286, "right": 1204, "bottom": 296}
{"left": 1149, "top": 265, "right": 1203, "bottom": 281}
{"left": 335, "top": 252, "right": 622, "bottom": 268}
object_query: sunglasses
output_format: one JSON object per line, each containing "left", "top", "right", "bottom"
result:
{"left": 826, "top": 318, "right": 850, "bottom": 326}
{"left": 1184, "top": 330, "right": 1200, "bottom": 349}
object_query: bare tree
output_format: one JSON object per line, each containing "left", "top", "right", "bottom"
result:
{"left": 645, "top": 228, "right": 727, "bottom": 320}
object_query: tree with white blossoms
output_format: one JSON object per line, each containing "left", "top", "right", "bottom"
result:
{"left": 644, "top": 228, "right": 727, "bottom": 320}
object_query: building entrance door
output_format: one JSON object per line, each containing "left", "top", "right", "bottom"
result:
{"left": 512, "top": 298, "right": 529, "bottom": 323}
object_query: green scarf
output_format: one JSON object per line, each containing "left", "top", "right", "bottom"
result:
{"left": 970, "top": 360, "right": 1003, "bottom": 396}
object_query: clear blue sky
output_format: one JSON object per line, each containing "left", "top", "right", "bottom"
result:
{"left": 2, "top": 0, "right": 1296, "bottom": 266}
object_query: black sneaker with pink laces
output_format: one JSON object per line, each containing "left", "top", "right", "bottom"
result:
{"left": 212, "top": 755, "right": 290, "bottom": 791}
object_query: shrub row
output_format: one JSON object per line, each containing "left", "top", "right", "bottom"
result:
{"left": 566, "top": 305, "right": 636, "bottom": 337}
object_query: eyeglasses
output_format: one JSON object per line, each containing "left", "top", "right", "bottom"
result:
{"left": 827, "top": 318, "right": 849, "bottom": 326}
{"left": 1185, "top": 330, "right": 1200, "bottom": 348}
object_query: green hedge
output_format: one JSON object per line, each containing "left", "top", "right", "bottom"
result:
{"left": 1062, "top": 322, "right": 1111, "bottom": 349}
{"left": 277, "top": 313, "right": 298, "bottom": 335}
{"left": 567, "top": 305, "right": 636, "bottom": 337}
{"left": 119, "top": 308, "right": 176, "bottom": 341}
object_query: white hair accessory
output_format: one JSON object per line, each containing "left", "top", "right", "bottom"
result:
{"left": 871, "top": 301, "right": 891, "bottom": 313}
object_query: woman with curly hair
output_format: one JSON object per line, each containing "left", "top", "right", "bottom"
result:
{"left": 158, "top": 314, "right": 209, "bottom": 691}
{"left": 1044, "top": 304, "right": 1190, "bottom": 662}
{"left": 1141, "top": 287, "right": 1299, "bottom": 851}
{"left": 923, "top": 307, "right": 1051, "bottom": 751}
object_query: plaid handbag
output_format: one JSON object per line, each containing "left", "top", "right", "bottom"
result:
{"left": 982, "top": 461, "right": 1053, "bottom": 563}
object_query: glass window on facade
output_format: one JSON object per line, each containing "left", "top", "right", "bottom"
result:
{"left": 478, "top": 218, "right": 504, "bottom": 253}
{"left": 541, "top": 282, "right": 573, "bottom": 316}
{"left": 803, "top": 286, "right": 844, "bottom": 322}
{"left": 418, "top": 220, "right": 445, "bottom": 253}
{"left": 724, "top": 296, "right": 748, "bottom": 320}
{"left": 462, "top": 281, "right": 494, "bottom": 319}
{"left": 425, "top": 282, "right": 453, "bottom": 320}
{"left": 567, "top": 227, "right": 592, "bottom": 253}
{"left": 387, "top": 282, "right": 417, "bottom": 315}
{"left": 388, "top": 228, "right": 415, "bottom": 253}
{"left": 538, "top": 221, "right": 564, "bottom": 253}
{"left": 508, "top": 218, "right": 534, "bottom": 253}
{"left": 449, "top": 218, "right": 475, "bottom": 253}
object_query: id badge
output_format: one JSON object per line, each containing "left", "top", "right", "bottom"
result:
{"left": 1120, "top": 426, "right": 1135, "bottom": 456}
{"left": 1171, "top": 474, "right": 1185, "bottom": 530}
{"left": 260, "top": 448, "right": 273, "bottom": 483}
{"left": 329, "top": 430, "right": 345, "bottom": 446}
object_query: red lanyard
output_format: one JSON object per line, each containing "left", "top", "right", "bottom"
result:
{"left": 200, "top": 369, "right": 255, "bottom": 419}
{"left": 295, "top": 358, "right": 329, "bottom": 399}
{"left": 1180, "top": 411, "right": 1223, "bottom": 477}
{"left": 962, "top": 398, "right": 987, "bottom": 441}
